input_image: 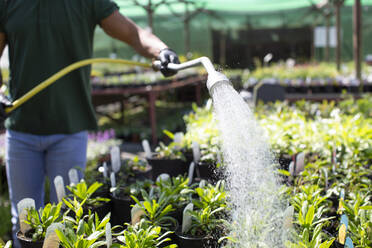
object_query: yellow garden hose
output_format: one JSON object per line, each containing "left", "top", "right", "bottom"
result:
{"left": 4, "top": 58, "right": 152, "bottom": 114}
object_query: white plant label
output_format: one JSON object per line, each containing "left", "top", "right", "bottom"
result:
{"left": 182, "top": 203, "right": 194, "bottom": 234}
{"left": 282, "top": 205, "right": 294, "bottom": 229}
{"left": 199, "top": 180, "right": 206, "bottom": 189}
{"left": 68, "top": 168, "right": 79, "bottom": 186}
{"left": 54, "top": 176, "right": 66, "bottom": 203}
{"left": 142, "top": 139, "right": 152, "bottom": 158}
{"left": 295, "top": 152, "right": 305, "bottom": 175}
{"left": 17, "top": 198, "right": 35, "bottom": 234}
{"left": 173, "top": 132, "right": 183, "bottom": 149}
{"left": 110, "top": 146, "right": 121, "bottom": 173}
{"left": 43, "top": 223, "right": 63, "bottom": 248}
{"left": 217, "top": 152, "right": 222, "bottom": 165}
{"left": 288, "top": 161, "right": 295, "bottom": 176}
{"left": 110, "top": 172, "right": 116, "bottom": 188}
{"left": 156, "top": 173, "right": 170, "bottom": 183}
{"left": 105, "top": 222, "right": 112, "bottom": 248}
{"left": 192, "top": 141, "right": 201, "bottom": 163}
{"left": 188, "top": 162, "right": 195, "bottom": 185}
{"left": 131, "top": 204, "right": 145, "bottom": 225}
{"left": 323, "top": 168, "right": 329, "bottom": 189}
{"left": 103, "top": 162, "right": 108, "bottom": 178}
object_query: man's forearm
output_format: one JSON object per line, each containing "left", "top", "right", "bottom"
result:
{"left": 100, "top": 11, "right": 168, "bottom": 59}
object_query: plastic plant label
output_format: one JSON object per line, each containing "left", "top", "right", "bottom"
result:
{"left": 216, "top": 152, "right": 222, "bottom": 165}
{"left": 288, "top": 162, "right": 295, "bottom": 176}
{"left": 192, "top": 142, "right": 201, "bottom": 163}
{"left": 295, "top": 152, "right": 305, "bottom": 175}
{"left": 173, "top": 132, "right": 183, "bottom": 143}
{"left": 322, "top": 168, "right": 329, "bottom": 189}
{"left": 110, "top": 146, "right": 121, "bottom": 173}
{"left": 105, "top": 222, "right": 112, "bottom": 248}
{"left": 282, "top": 205, "right": 294, "bottom": 229}
{"left": 340, "top": 214, "right": 348, "bottom": 229}
{"left": 142, "top": 139, "right": 152, "bottom": 158}
{"left": 68, "top": 168, "right": 79, "bottom": 186}
{"left": 345, "top": 237, "right": 354, "bottom": 248}
{"left": 54, "top": 176, "right": 66, "bottom": 203}
{"left": 17, "top": 198, "right": 35, "bottom": 234}
{"left": 110, "top": 172, "right": 116, "bottom": 188}
{"left": 199, "top": 180, "right": 206, "bottom": 188}
{"left": 182, "top": 203, "right": 193, "bottom": 234}
{"left": 188, "top": 162, "right": 195, "bottom": 185}
{"left": 156, "top": 173, "right": 170, "bottom": 183}
{"left": 338, "top": 224, "right": 347, "bottom": 244}
{"left": 43, "top": 223, "right": 64, "bottom": 248}
{"left": 331, "top": 149, "right": 337, "bottom": 173}
{"left": 131, "top": 204, "right": 145, "bottom": 225}
{"left": 103, "top": 162, "right": 108, "bottom": 178}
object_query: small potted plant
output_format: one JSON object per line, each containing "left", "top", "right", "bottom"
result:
{"left": 148, "top": 139, "right": 189, "bottom": 179}
{"left": 176, "top": 206, "right": 225, "bottom": 247}
{"left": 119, "top": 156, "right": 152, "bottom": 183}
{"left": 17, "top": 202, "right": 62, "bottom": 248}
{"left": 110, "top": 179, "right": 153, "bottom": 226}
{"left": 65, "top": 181, "right": 111, "bottom": 219}
{"left": 113, "top": 219, "right": 177, "bottom": 248}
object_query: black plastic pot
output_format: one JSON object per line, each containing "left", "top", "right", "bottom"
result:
{"left": 278, "top": 154, "right": 292, "bottom": 170}
{"left": 332, "top": 241, "right": 345, "bottom": 248}
{"left": 110, "top": 194, "right": 134, "bottom": 226}
{"left": 17, "top": 231, "right": 44, "bottom": 248}
{"left": 158, "top": 220, "right": 179, "bottom": 248}
{"left": 196, "top": 162, "right": 219, "bottom": 183}
{"left": 146, "top": 156, "right": 189, "bottom": 180}
{"left": 133, "top": 166, "right": 153, "bottom": 181}
{"left": 175, "top": 232, "right": 215, "bottom": 248}
{"left": 86, "top": 201, "right": 111, "bottom": 220}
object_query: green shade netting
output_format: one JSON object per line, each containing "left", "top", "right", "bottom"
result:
{"left": 116, "top": 0, "right": 372, "bottom": 17}
{"left": 94, "top": 0, "right": 372, "bottom": 62}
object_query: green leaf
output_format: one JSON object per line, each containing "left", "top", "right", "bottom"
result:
{"left": 305, "top": 205, "right": 315, "bottom": 226}
{"left": 360, "top": 205, "right": 372, "bottom": 210}
{"left": 163, "top": 130, "right": 175, "bottom": 139}
{"left": 277, "top": 169, "right": 291, "bottom": 177}
{"left": 318, "top": 238, "right": 335, "bottom": 248}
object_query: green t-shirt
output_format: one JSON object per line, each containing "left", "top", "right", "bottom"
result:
{"left": 0, "top": 0, "right": 118, "bottom": 134}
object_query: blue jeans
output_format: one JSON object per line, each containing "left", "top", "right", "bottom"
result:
{"left": 5, "top": 130, "right": 88, "bottom": 247}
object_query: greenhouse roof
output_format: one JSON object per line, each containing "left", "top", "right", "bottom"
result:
{"left": 116, "top": 0, "right": 372, "bottom": 17}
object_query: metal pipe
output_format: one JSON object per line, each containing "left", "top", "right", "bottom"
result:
{"left": 154, "top": 56, "right": 231, "bottom": 92}
{"left": 154, "top": 56, "right": 216, "bottom": 75}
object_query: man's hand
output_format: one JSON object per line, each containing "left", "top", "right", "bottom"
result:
{"left": 158, "top": 48, "right": 180, "bottom": 77}
{"left": 0, "top": 94, "right": 12, "bottom": 122}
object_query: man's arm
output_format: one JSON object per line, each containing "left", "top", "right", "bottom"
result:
{"left": 100, "top": 10, "right": 167, "bottom": 59}
{"left": 0, "top": 32, "right": 6, "bottom": 86}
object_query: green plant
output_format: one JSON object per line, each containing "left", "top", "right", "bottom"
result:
{"left": 132, "top": 191, "right": 177, "bottom": 231}
{"left": 155, "top": 176, "right": 194, "bottom": 209}
{"left": 0, "top": 239, "right": 12, "bottom": 248}
{"left": 192, "top": 180, "right": 227, "bottom": 211}
{"left": 154, "top": 142, "right": 186, "bottom": 161}
{"left": 126, "top": 156, "right": 149, "bottom": 172}
{"left": 187, "top": 206, "right": 225, "bottom": 237}
{"left": 340, "top": 193, "right": 372, "bottom": 247}
{"left": 66, "top": 181, "right": 110, "bottom": 207}
{"left": 55, "top": 224, "right": 105, "bottom": 248}
{"left": 112, "top": 179, "right": 153, "bottom": 199}
{"left": 114, "top": 219, "right": 177, "bottom": 248}
{"left": 23, "top": 202, "right": 63, "bottom": 241}
{"left": 0, "top": 195, "right": 12, "bottom": 242}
